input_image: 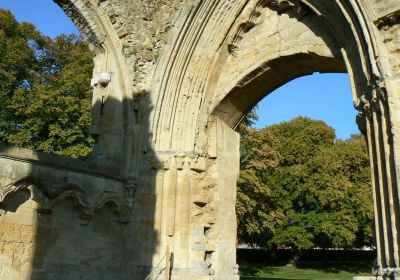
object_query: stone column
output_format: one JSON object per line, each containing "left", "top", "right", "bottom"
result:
{"left": 206, "top": 118, "right": 241, "bottom": 280}
{"left": 356, "top": 85, "right": 400, "bottom": 279}
{"left": 135, "top": 117, "right": 240, "bottom": 280}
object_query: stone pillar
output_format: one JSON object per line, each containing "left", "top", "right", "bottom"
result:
{"left": 207, "top": 118, "right": 240, "bottom": 280}
{"left": 357, "top": 85, "right": 400, "bottom": 279}
{"left": 132, "top": 152, "right": 215, "bottom": 280}
{"left": 136, "top": 117, "right": 240, "bottom": 280}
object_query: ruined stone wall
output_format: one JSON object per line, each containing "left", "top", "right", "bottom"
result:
{"left": 100, "top": 0, "right": 193, "bottom": 92}
{"left": 0, "top": 146, "right": 131, "bottom": 280}
{"left": 0, "top": 193, "right": 129, "bottom": 280}
{"left": 0, "top": 0, "right": 400, "bottom": 280}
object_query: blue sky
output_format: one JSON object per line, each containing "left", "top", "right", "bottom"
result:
{"left": 0, "top": 0, "right": 360, "bottom": 139}
{"left": 0, "top": 0, "right": 78, "bottom": 38}
{"left": 256, "top": 73, "right": 358, "bottom": 139}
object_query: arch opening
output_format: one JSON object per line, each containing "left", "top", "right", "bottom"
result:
{"left": 209, "top": 0, "right": 375, "bottom": 131}
{"left": 235, "top": 72, "right": 374, "bottom": 275}
{"left": 202, "top": 1, "right": 390, "bottom": 278}
{"left": 214, "top": 55, "right": 347, "bottom": 130}
{"left": 253, "top": 73, "right": 359, "bottom": 139}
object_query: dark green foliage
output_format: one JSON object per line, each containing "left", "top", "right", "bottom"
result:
{"left": 237, "top": 124, "right": 282, "bottom": 245}
{"left": 237, "top": 116, "right": 373, "bottom": 251}
{"left": 0, "top": 9, "right": 94, "bottom": 157}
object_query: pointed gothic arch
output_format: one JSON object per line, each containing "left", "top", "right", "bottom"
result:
{"left": 148, "top": 0, "right": 400, "bottom": 278}
{"left": 0, "top": 1, "right": 399, "bottom": 279}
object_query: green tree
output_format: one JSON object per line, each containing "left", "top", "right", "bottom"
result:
{"left": 0, "top": 9, "right": 94, "bottom": 157}
{"left": 0, "top": 9, "right": 43, "bottom": 139}
{"left": 237, "top": 116, "right": 373, "bottom": 256}
{"left": 237, "top": 123, "right": 282, "bottom": 246}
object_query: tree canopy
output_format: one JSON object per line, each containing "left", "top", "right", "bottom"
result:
{"left": 0, "top": 9, "right": 94, "bottom": 158}
{"left": 237, "top": 116, "right": 373, "bottom": 251}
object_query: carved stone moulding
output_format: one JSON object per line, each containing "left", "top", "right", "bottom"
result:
{"left": 375, "top": 10, "right": 400, "bottom": 30}
{"left": 151, "top": 153, "right": 208, "bottom": 173}
{"left": 227, "top": 0, "right": 310, "bottom": 55}
{"left": 53, "top": 0, "right": 104, "bottom": 47}
{"left": 0, "top": 178, "right": 131, "bottom": 224}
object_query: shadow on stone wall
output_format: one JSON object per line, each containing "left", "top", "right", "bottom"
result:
{"left": 0, "top": 94, "right": 160, "bottom": 280}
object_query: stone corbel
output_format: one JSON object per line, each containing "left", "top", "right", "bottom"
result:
{"left": 355, "top": 112, "right": 367, "bottom": 136}
{"left": 162, "top": 157, "right": 172, "bottom": 170}
{"left": 91, "top": 71, "right": 112, "bottom": 88}
{"left": 90, "top": 70, "right": 112, "bottom": 136}
{"left": 354, "top": 78, "right": 391, "bottom": 140}
{"left": 354, "top": 92, "right": 373, "bottom": 137}
{"left": 354, "top": 88, "right": 375, "bottom": 115}
{"left": 228, "top": 0, "right": 268, "bottom": 55}
{"left": 125, "top": 178, "right": 137, "bottom": 208}
{"left": 175, "top": 154, "right": 187, "bottom": 170}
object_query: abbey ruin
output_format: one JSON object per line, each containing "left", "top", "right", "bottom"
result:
{"left": 0, "top": 0, "right": 400, "bottom": 279}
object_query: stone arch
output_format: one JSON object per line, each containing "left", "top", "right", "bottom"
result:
{"left": 53, "top": 0, "right": 105, "bottom": 47}
{"left": 149, "top": 0, "right": 378, "bottom": 150}
{"left": 205, "top": 1, "right": 397, "bottom": 278}
{"left": 211, "top": 2, "right": 347, "bottom": 128}
{"left": 209, "top": 0, "right": 380, "bottom": 129}
{"left": 213, "top": 53, "right": 346, "bottom": 128}
{"left": 148, "top": 0, "right": 400, "bottom": 279}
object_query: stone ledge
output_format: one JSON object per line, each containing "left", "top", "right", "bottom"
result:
{"left": 0, "top": 143, "right": 122, "bottom": 180}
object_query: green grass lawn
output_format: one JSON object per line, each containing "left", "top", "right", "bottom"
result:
{"left": 239, "top": 262, "right": 372, "bottom": 280}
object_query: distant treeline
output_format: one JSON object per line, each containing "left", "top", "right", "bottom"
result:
{"left": 237, "top": 115, "right": 373, "bottom": 254}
